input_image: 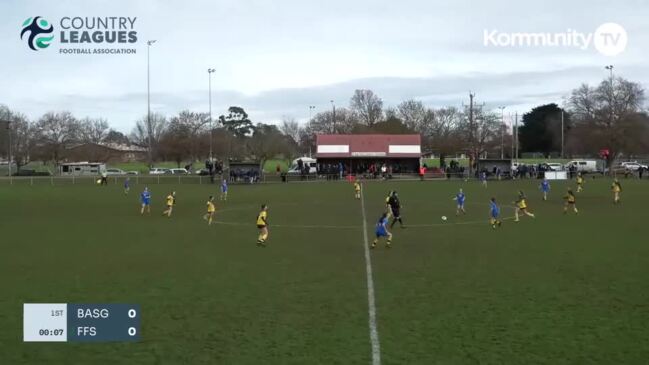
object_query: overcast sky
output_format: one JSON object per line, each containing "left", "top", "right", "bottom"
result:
{"left": 1, "top": 0, "right": 648, "bottom": 133}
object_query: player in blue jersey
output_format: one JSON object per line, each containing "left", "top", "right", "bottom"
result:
{"left": 453, "top": 188, "right": 466, "bottom": 215}
{"left": 124, "top": 177, "right": 130, "bottom": 195}
{"left": 480, "top": 171, "right": 487, "bottom": 187}
{"left": 220, "top": 179, "right": 228, "bottom": 201}
{"left": 140, "top": 187, "right": 151, "bottom": 215}
{"left": 539, "top": 178, "right": 550, "bottom": 201}
{"left": 489, "top": 197, "right": 502, "bottom": 229}
{"left": 371, "top": 213, "right": 392, "bottom": 249}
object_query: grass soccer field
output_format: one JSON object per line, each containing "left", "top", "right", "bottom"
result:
{"left": 1, "top": 177, "right": 649, "bottom": 364}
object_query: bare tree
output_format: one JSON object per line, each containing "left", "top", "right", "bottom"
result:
{"left": 168, "top": 110, "right": 210, "bottom": 160}
{"left": 158, "top": 119, "right": 192, "bottom": 167}
{"left": 429, "top": 107, "right": 463, "bottom": 158}
{"left": 279, "top": 116, "right": 301, "bottom": 144}
{"left": 104, "top": 129, "right": 130, "bottom": 145}
{"left": 0, "top": 105, "right": 34, "bottom": 171}
{"left": 456, "top": 107, "right": 501, "bottom": 167}
{"left": 131, "top": 112, "right": 168, "bottom": 160}
{"left": 568, "top": 77, "right": 645, "bottom": 167}
{"left": 305, "top": 108, "right": 358, "bottom": 136}
{"left": 350, "top": 89, "right": 383, "bottom": 127}
{"left": 79, "top": 117, "right": 109, "bottom": 144}
{"left": 33, "top": 111, "right": 79, "bottom": 164}
{"left": 397, "top": 99, "right": 427, "bottom": 131}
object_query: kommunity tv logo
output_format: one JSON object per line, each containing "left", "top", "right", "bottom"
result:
{"left": 21, "top": 16, "right": 54, "bottom": 51}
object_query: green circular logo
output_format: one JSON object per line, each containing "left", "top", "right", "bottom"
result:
{"left": 21, "top": 16, "right": 54, "bottom": 51}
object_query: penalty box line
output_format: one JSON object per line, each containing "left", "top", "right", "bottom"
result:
{"left": 360, "top": 185, "right": 382, "bottom": 365}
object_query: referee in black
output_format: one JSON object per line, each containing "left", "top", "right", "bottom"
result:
{"left": 387, "top": 191, "right": 405, "bottom": 228}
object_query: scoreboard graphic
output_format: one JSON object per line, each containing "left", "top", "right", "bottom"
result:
{"left": 23, "top": 303, "right": 140, "bottom": 342}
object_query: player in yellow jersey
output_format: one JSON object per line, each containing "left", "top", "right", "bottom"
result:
{"left": 354, "top": 181, "right": 361, "bottom": 200}
{"left": 563, "top": 188, "right": 579, "bottom": 214}
{"left": 611, "top": 178, "right": 622, "bottom": 204}
{"left": 576, "top": 173, "right": 584, "bottom": 192}
{"left": 203, "top": 196, "right": 216, "bottom": 225}
{"left": 514, "top": 191, "right": 535, "bottom": 222}
{"left": 256, "top": 204, "right": 269, "bottom": 246}
{"left": 384, "top": 191, "right": 392, "bottom": 217}
{"left": 162, "top": 191, "right": 176, "bottom": 217}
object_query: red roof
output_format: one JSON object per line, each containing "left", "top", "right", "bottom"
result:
{"left": 316, "top": 134, "right": 421, "bottom": 158}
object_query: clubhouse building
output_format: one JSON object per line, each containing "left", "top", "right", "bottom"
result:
{"left": 315, "top": 134, "right": 422, "bottom": 175}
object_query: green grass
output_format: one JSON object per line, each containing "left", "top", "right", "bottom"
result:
{"left": 262, "top": 159, "right": 290, "bottom": 173}
{"left": 1, "top": 177, "right": 649, "bottom": 364}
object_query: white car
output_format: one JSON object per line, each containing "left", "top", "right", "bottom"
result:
{"left": 149, "top": 168, "right": 171, "bottom": 175}
{"left": 620, "top": 162, "right": 648, "bottom": 171}
{"left": 105, "top": 168, "right": 126, "bottom": 175}
{"left": 564, "top": 160, "right": 598, "bottom": 173}
{"left": 169, "top": 168, "right": 189, "bottom": 175}
{"left": 546, "top": 163, "right": 563, "bottom": 171}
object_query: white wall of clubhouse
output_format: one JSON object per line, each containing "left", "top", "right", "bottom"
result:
{"left": 388, "top": 145, "right": 421, "bottom": 154}
{"left": 317, "top": 145, "right": 350, "bottom": 153}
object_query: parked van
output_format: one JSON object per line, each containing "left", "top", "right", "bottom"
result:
{"left": 564, "top": 160, "right": 598, "bottom": 173}
{"left": 287, "top": 157, "right": 317, "bottom": 174}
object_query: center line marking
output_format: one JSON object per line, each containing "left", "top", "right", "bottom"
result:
{"left": 360, "top": 184, "right": 381, "bottom": 365}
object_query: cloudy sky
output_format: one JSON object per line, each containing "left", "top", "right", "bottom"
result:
{"left": 1, "top": 0, "right": 648, "bottom": 132}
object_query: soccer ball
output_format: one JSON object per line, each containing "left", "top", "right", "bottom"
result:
{"left": 441, "top": 216, "right": 447, "bottom": 221}
{"left": 96, "top": 179, "right": 102, "bottom": 185}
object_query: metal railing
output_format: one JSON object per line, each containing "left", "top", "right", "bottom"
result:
{"left": 0, "top": 172, "right": 471, "bottom": 186}
{"left": 3, "top": 170, "right": 638, "bottom": 187}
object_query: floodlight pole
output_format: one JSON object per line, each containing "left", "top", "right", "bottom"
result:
{"left": 3, "top": 120, "right": 10, "bottom": 176}
{"left": 510, "top": 112, "right": 514, "bottom": 162}
{"left": 8, "top": 121, "right": 11, "bottom": 177}
{"left": 208, "top": 68, "right": 215, "bottom": 161}
{"left": 309, "top": 105, "right": 315, "bottom": 121}
{"left": 498, "top": 106, "right": 505, "bottom": 159}
{"left": 147, "top": 40, "right": 156, "bottom": 168}
{"left": 561, "top": 109, "right": 564, "bottom": 158}
{"left": 514, "top": 112, "right": 519, "bottom": 161}
{"left": 330, "top": 100, "right": 336, "bottom": 133}
{"left": 604, "top": 65, "right": 614, "bottom": 168}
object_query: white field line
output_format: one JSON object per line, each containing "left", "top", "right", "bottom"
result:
{"left": 360, "top": 185, "right": 382, "bottom": 365}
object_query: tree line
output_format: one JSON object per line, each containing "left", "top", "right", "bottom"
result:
{"left": 1, "top": 75, "right": 647, "bottom": 170}
{"left": 519, "top": 76, "right": 648, "bottom": 167}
